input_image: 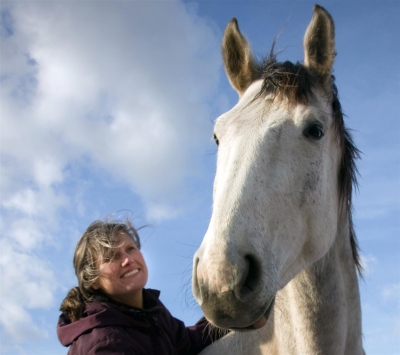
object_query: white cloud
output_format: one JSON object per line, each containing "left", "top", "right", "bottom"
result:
{"left": 359, "top": 252, "right": 378, "bottom": 276}
{"left": 0, "top": 0, "right": 222, "bottom": 346}
{"left": 0, "top": 304, "right": 43, "bottom": 342}
{"left": 2, "top": 184, "right": 70, "bottom": 249}
{"left": 0, "top": 244, "right": 56, "bottom": 341}
{"left": 382, "top": 283, "right": 400, "bottom": 304}
{"left": 145, "top": 201, "right": 182, "bottom": 221}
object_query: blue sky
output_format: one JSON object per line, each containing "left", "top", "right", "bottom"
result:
{"left": 0, "top": 1, "right": 399, "bottom": 354}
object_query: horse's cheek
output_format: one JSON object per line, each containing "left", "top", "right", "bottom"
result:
{"left": 302, "top": 179, "right": 339, "bottom": 262}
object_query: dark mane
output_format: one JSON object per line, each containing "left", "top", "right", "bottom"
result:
{"left": 255, "top": 55, "right": 362, "bottom": 273}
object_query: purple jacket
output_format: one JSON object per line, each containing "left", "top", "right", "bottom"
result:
{"left": 57, "top": 289, "right": 219, "bottom": 355}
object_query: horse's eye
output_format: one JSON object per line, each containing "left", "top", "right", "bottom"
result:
{"left": 213, "top": 133, "right": 220, "bottom": 146}
{"left": 303, "top": 123, "right": 324, "bottom": 140}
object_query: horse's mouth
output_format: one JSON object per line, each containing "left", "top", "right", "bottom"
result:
{"left": 231, "top": 297, "right": 275, "bottom": 331}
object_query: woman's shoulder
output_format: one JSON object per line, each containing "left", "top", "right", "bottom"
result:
{"left": 58, "top": 300, "right": 148, "bottom": 346}
{"left": 69, "top": 325, "right": 145, "bottom": 355}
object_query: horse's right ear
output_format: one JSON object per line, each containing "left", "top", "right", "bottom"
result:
{"left": 222, "top": 18, "right": 259, "bottom": 97}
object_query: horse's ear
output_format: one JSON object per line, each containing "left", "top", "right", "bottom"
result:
{"left": 303, "top": 5, "right": 336, "bottom": 85}
{"left": 222, "top": 18, "right": 259, "bottom": 96}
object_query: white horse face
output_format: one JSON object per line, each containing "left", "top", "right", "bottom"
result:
{"left": 193, "top": 6, "right": 341, "bottom": 329}
{"left": 193, "top": 80, "right": 340, "bottom": 328}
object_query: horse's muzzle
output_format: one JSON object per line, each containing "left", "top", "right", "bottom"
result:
{"left": 193, "top": 251, "right": 274, "bottom": 329}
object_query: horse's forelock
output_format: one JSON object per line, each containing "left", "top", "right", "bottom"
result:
{"left": 257, "top": 57, "right": 317, "bottom": 105}
{"left": 255, "top": 57, "right": 362, "bottom": 274}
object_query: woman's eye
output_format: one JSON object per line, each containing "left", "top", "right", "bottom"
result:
{"left": 113, "top": 253, "right": 121, "bottom": 260}
{"left": 102, "top": 251, "right": 114, "bottom": 262}
{"left": 303, "top": 123, "right": 324, "bottom": 140}
{"left": 213, "top": 133, "right": 219, "bottom": 146}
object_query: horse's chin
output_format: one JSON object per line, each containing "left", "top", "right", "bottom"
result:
{"left": 209, "top": 297, "right": 275, "bottom": 332}
{"left": 253, "top": 297, "right": 275, "bottom": 329}
{"left": 229, "top": 296, "right": 275, "bottom": 332}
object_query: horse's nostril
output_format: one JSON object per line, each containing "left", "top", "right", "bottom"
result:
{"left": 240, "top": 255, "right": 261, "bottom": 298}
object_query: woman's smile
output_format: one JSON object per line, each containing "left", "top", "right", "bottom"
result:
{"left": 121, "top": 269, "right": 139, "bottom": 278}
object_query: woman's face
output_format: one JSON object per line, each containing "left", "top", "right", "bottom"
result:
{"left": 94, "top": 232, "right": 148, "bottom": 307}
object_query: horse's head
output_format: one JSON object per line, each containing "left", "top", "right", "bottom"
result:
{"left": 193, "top": 5, "right": 355, "bottom": 330}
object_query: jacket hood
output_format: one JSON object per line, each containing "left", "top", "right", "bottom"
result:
{"left": 57, "top": 288, "right": 162, "bottom": 346}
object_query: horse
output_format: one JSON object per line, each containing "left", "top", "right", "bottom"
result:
{"left": 193, "top": 5, "right": 364, "bottom": 354}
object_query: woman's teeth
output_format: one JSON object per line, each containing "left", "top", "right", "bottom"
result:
{"left": 122, "top": 269, "right": 138, "bottom": 278}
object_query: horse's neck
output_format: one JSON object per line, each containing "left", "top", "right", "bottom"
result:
{"left": 269, "top": 213, "right": 363, "bottom": 354}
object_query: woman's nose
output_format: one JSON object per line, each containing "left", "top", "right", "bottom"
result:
{"left": 121, "top": 254, "right": 133, "bottom": 267}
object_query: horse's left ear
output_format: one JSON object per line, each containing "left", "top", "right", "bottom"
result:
{"left": 303, "top": 5, "right": 336, "bottom": 85}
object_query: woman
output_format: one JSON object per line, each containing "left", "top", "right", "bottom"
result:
{"left": 57, "top": 220, "right": 224, "bottom": 354}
